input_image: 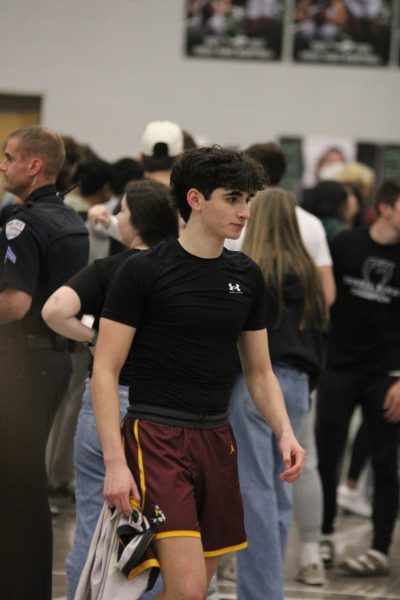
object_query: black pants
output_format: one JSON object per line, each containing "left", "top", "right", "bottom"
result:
{"left": 0, "top": 346, "right": 71, "bottom": 600}
{"left": 316, "top": 370, "right": 399, "bottom": 554}
{"left": 347, "top": 420, "right": 370, "bottom": 482}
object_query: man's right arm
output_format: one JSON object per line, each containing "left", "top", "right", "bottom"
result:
{"left": 91, "top": 316, "right": 139, "bottom": 514}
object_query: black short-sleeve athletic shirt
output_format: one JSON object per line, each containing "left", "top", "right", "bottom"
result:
{"left": 102, "top": 239, "right": 266, "bottom": 414}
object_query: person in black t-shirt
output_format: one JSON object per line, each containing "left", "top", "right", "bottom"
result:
{"left": 316, "top": 178, "right": 400, "bottom": 576}
{"left": 0, "top": 126, "right": 89, "bottom": 600}
{"left": 42, "top": 179, "right": 178, "bottom": 599}
{"left": 92, "top": 146, "right": 306, "bottom": 600}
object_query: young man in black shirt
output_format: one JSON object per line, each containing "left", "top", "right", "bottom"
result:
{"left": 92, "top": 146, "right": 305, "bottom": 599}
{"left": 316, "top": 178, "right": 400, "bottom": 576}
{"left": 0, "top": 126, "right": 89, "bottom": 600}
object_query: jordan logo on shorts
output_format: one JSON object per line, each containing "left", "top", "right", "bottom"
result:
{"left": 151, "top": 504, "right": 166, "bottom": 527}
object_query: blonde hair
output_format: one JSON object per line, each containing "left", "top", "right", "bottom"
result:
{"left": 333, "top": 161, "right": 375, "bottom": 189}
{"left": 242, "top": 188, "right": 328, "bottom": 330}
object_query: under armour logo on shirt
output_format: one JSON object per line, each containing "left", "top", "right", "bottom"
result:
{"left": 228, "top": 282, "right": 242, "bottom": 294}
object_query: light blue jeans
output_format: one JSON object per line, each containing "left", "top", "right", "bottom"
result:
{"left": 66, "top": 379, "right": 129, "bottom": 600}
{"left": 229, "top": 365, "right": 309, "bottom": 600}
{"left": 292, "top": 392, "right": 323, "bottom": 544}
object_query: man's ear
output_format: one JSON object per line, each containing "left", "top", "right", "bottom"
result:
{"left": 28, "top": 156, "right": 43, "bottom": 177}
{"left": 186, "top": 188, "right": 203, "bottom": 213}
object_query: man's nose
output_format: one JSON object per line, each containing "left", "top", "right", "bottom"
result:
{"left": 238, "top": 205, "right": 251, "bottom": 220}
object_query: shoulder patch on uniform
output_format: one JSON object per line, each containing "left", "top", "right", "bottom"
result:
{"left": 5, "top": 219, "right": 26, "bottom": 240}
{"left": 4, "top": 246, "right": 17, "bottom": 264}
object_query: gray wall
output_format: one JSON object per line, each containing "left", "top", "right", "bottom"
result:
{"left": 1, "top": 0, "right": 399, "bottom": 160}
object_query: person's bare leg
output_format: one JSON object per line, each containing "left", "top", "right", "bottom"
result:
{"left": 152, "top": 536, "right": 219, "bottom": 600}
{"left": 206, "top": 557, "right": 220, "bottom": 582}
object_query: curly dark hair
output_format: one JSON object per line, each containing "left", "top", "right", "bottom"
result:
{"left": 170, "top": 145, "right": 265, "bottom": 222}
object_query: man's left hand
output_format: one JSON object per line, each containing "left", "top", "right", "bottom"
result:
{"left": 278, "top": 428, "right": 306, "bottom": 483}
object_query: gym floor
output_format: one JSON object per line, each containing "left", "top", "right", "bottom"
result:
{"left": 52, "top": 498, "right": 400, "bottom": 600}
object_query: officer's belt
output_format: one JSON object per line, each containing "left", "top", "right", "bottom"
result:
{"left": 127, "top": 403, "right": 230, "bottom": 429}
{"left": 0, "top": 333, "right": 69, "bottom": 352}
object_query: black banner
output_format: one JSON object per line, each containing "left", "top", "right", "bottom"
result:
{"left": 185, "top": 1, "right": 285, "bottom": 61}
{"left": 293, "top": 0, "right": 393, "bottom": 66}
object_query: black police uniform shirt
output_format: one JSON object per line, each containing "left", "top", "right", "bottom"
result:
{"left": 67, "top": 248, "right": 141, "bottom": 385}
{"left": 102, "top": 238, "right": 266, "bottom": 415}
{"left": 0, "top": 184, "right": 89, "bottom": 341}
{"left": 327, "top": 227, "right": 400, "bottom": 374}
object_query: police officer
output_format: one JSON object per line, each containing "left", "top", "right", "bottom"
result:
{"left": 0, "top": 126, "right": 89, "bottom": 600}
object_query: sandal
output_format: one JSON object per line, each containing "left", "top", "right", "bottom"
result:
{"left": 340, "top": 549, "right": 389, "bottom": 576}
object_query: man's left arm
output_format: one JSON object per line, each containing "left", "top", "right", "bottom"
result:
{"left": 238, "top": 328, "right": 306, "bottom": 482}
{"left": 0, "top": 288, "right": 32, "bottom": 324}
{"left": 383, "top": 379, "right": 400, "bottom": 423}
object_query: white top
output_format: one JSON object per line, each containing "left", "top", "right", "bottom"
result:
{"left": 224, "top": 205, "right": 332, "bottom": 267}
{"left": 295, "top": 206, "right": 332, "bottom": 267}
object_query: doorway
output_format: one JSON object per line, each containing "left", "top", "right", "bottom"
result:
{"left": 0, "top": 94, "right": 42, "bottom": 151}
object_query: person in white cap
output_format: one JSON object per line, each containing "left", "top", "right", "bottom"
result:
{"left": 140, "top": 120, "right": 184, "bottom": 186}
{"left": 88, "top": 120, "right": 185, "bottom": 237}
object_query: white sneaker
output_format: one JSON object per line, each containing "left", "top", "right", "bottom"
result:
{"left": 296, "top": 562, "right": 326, "bottom": 586}
{"left": 337, "top": 483, "right": 372, "bottom": 518}
{"left": 340, "top": 549, "right": 389, "bottom": 576}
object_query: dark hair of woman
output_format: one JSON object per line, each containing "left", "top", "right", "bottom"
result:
{"left": 124, "top": 179, "right": 179, "bottom": 247}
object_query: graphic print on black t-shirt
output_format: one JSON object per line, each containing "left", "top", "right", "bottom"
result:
{"left": 343, "top": 256, "right": 399, "bottom": 304}
{"left": 328, "top": 228, "right": 400, "bottom": 374}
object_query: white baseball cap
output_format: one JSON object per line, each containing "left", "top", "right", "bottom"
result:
{"left": 141, "top": 120, "right": 184, "bottom": 158}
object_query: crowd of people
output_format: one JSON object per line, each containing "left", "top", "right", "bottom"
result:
{"left": 0, "top": 121, "right": 399, "bottom": 600}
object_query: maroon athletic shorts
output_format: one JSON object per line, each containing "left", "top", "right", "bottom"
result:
{"left": 121, "top": 417, "right": 247, "bottom": 557}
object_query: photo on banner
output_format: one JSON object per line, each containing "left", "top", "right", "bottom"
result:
{"left": 279, "top": 134, "right": 355, "bottom": 191}
{"left": 279, "top": 134, "right": 400, "bottom": 223}
{"left": 292, "top": 0, "right": 393, "bottom": 66}
{"left": 185, "top": 1, "right": 285, "bottom": 61}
